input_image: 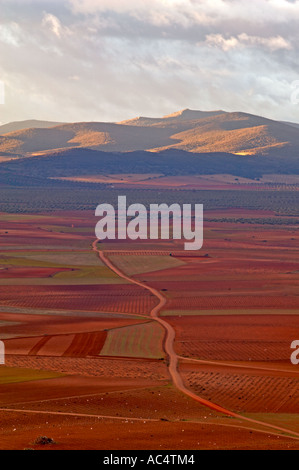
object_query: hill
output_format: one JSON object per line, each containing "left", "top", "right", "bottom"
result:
{"left": 0, "top": 119, "right": 65, "bottom": 135}
{"left": 0, "top": 109, "right": 298, "bottom": 159}
{"left": 118, "top": 108, "right": 226, "bottom": 126}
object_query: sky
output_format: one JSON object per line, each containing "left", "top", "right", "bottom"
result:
{"left": 1, "top": 0, "right": 299, "bottom": 124}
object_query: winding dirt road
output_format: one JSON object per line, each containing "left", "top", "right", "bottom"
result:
{"left": 92, "top": 240, "right": 299, "bottom": 440}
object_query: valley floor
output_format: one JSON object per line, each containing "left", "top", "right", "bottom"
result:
{"left": 0, "top": 210, "right": 299, "bottom": 449}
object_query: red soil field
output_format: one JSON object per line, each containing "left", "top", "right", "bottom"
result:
{"left": 0, "top": 284, "right": 157, "bottom": 315}
{"left": 180, "top": 362, "right": 299, "bottom": 414}
{"left": 5, "top": 355, "right": 168, "bottom": 383}
{"left": 63, "top": 332, "right": 107, "bottom": 357}
{"left": 0, "top": 236, "right": 87, "bottom": 248}
{"left": 147, "top": 279, "right": 275, "bottom": 293}
{"left": 1, "top": 211, "right": 299, "bottom": 449}
{"left": 0, "top": 372, "right": 167, "bottom": 407}
{"left": 167, "top": 314, "right": 299, "bottom": 362}
{"left": 4, "top": 332, "right": 107, "bottom": 358}
{"left": 0, "top": 218, "right": 91, "bottom": 248}
{"left": 1, "top": 411, "right": 298, "bottom": 450}
{"left": 143, "top": 257, "right": 299, "bottom": 280}
{"left": 0, "top": 312, "right": 146, "bottom": 338}
{"left": 165, "top": 295, "right": 299, "bottom": 311}
{"left": 5, "top": 385, "right": 220, "bottom": 421}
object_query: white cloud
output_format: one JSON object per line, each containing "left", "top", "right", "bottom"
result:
{"left": 238, "top": 33, "right": 292, "bottom": 51}
{"left": 69, "top": 0, "right": 299, "bottom": 26}
{"left": 205, "top": 34, "right": 239, "bottom": 51}
{"left": 42, "top": 13, "right": 62, "bottom": 38}
{"left": 0, "top": 22, "right": 21, "bottom": 47}
{"left": 70, "top": 0, "right": 142, "bottom": 14}
{"left": 0, "top": 0, "right": 299, "bottom": 124}
{"left": 206, "top": 33, "right": 292, "bottom": 51}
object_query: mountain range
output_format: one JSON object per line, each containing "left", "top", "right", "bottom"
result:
{"left": 0, "top": 109, "right": 298, "bottom": 188}
{"left": 0, "top": 108, "right": 298, "bottom": 159}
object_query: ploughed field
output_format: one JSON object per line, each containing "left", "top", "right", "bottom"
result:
{"left": 0, "top": 211, "right": 299, "bottom": 449}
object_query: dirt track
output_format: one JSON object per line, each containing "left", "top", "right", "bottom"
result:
{"left": 92, "top": 240, "right": 299, "bottom": 440}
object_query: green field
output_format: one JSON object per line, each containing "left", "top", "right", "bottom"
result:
{"left": 109, "top": 254, "right": 185, "bottom": 276}
{"left": 0, "top": 366, "right": 63, "bottom": 384}
{"left": 5, "top": 251, "right": 104, "bottom": 266}
{"left": 0, "top": 249, "right": 129, "bottom": 284}
{"left": 100, "top": 321, "right": 165, "bottom": 359}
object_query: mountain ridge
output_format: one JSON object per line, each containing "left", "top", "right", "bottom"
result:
{"left": 0, "top": 119, "right": 65, "bottom": 136}
{"left": 0, "top": 109, "right": 298, "bottom": 159}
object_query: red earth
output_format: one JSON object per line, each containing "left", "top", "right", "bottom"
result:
{"left": 0, "top": 211, "right": 299, "bottom": 449}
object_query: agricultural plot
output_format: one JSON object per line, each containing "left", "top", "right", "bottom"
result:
{"left": 5, "top": 355, "right": 168, "bottom": 382}
{"left": 161, "top": 308, "right": 299, "bottom": 316}
{"left": 165, "top": 294, "right": 299, "bottom": 311}
{"left": 1, "top": 313, "right": 145, "bottom": 342}
{"left": 0, "top": 266, "right": 72, "bottom": 280}
{"left": 0, "top": 306, "right": 136, "bottom": 318}
{"left": 0, "top": 366, "right": 63, "bottom": 385}
{"left": 167, "top": 314, "right": 299, "bottom": 362}
{"left": 5, "top": 250, "right": 105, "bottom": 266}
{"left": 181, "top": 367, "right": 299, "bottom": 413}
{"left": 108, "top": 254, "right": 185, "bottom": 276}
{"left": 0, "top": 320, "right": 21, "bottom": 328}
{"left": 100, "top": 321, "right": 165, "bottom": 359}
{"left": 62, "top": 331, "right": 107, "bottom": 357}
{"left": 0, "top": 254, "right": 68, "bottom": 268}
{"left": 178, "top": 340, "right": 293, "bottom": 362}
{"left": 0, "top": 215, "right": 133, "bottom": 287}
{"left": 0, "top": 248, "right": 129, "bottom": 285}
{"left": 13, "top": 384, "right": 220, "bottom": 421}
{"left": 53, "top": 266, "right": 123, "bottom": 282}
{"left": 245, "top": 413, "right": 299, "bottom": 434}
{"left": 0, "top": 284, "right": 157, "bottom": 314}
{"left": 1, "top": 210, "right": 299, "bottom": 449}
{"left": 13, "top": 331, "right": 108, "bottom": 357}
{"left": 0, "top": 268, "right": 127, "bottom": 286}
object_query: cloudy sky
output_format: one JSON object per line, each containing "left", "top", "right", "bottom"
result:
{"left": 1, "top": 0, "right": 299, "bottom": 124}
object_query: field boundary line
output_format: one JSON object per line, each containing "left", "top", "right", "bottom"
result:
{"left": 179, "top": 356, "right": 299, "bottom": 375}
{"left": 0, "top": 408, "right": 298, "bottom": 442}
